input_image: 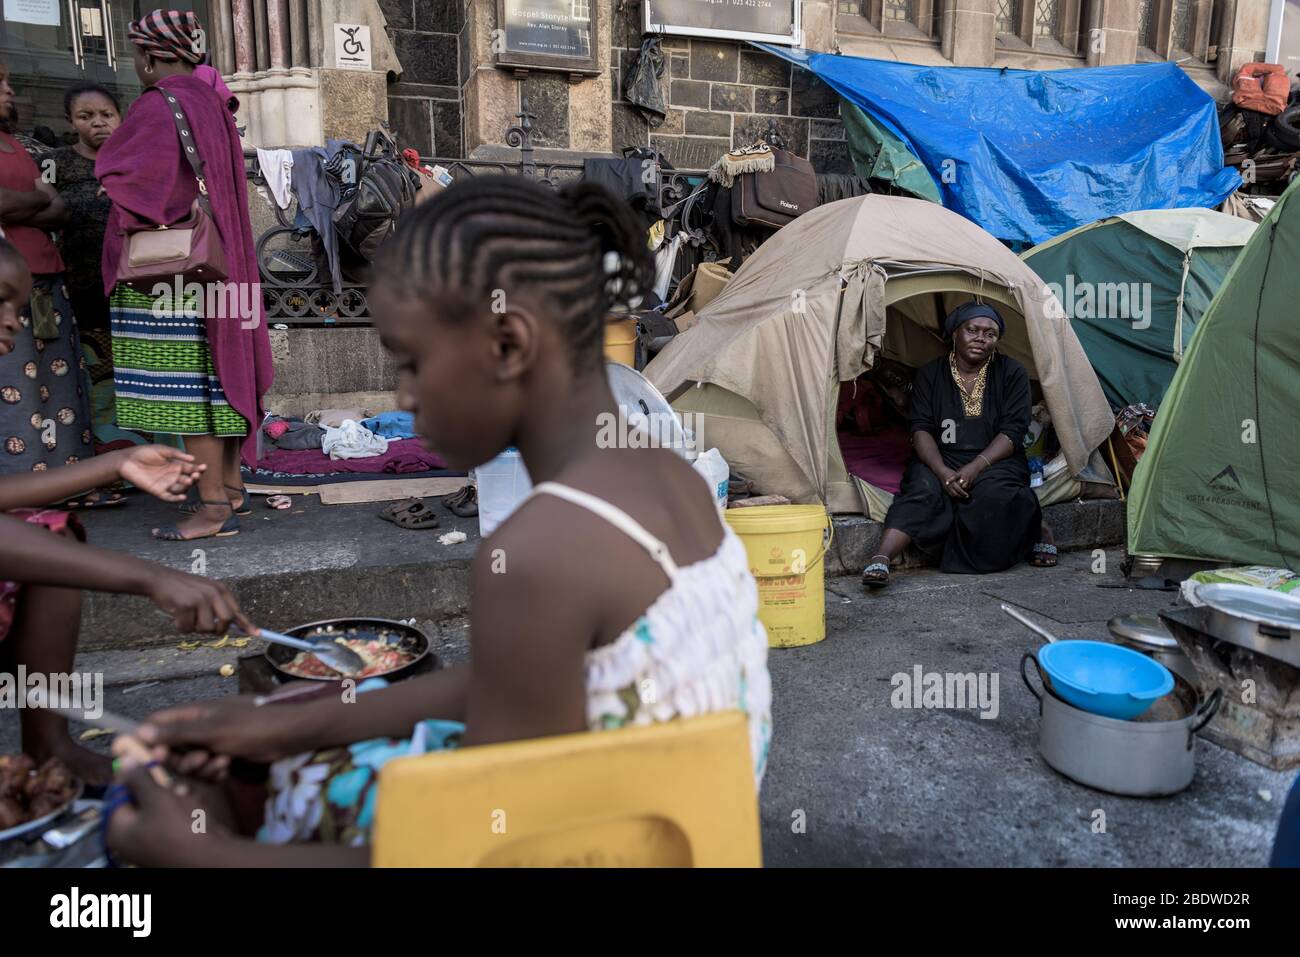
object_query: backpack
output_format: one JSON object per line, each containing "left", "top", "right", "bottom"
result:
{"left": 331, "top": 129, "right": 421, "bottom": 261}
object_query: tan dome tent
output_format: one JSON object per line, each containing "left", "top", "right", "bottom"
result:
{"left": 645, "top": 195, "right": 1116, "bottom": 517}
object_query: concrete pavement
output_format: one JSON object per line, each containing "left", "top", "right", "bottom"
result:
{"left": 2, "top": 541, "right": 1289, "bottom": 866}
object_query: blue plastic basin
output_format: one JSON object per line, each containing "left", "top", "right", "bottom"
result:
{"left": 1037, "top": 640, "right": 1174, "bottom": 720}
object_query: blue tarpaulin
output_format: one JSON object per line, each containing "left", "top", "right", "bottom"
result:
{"left": 757, "top": 45, "right": 1241, "bottom": 246}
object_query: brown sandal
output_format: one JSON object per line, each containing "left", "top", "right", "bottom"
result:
{"left": 441, "top": 484, "right": 478, "bottom": 517}
{"left": 379, "top": 498, "right": 440, "bottom": 530}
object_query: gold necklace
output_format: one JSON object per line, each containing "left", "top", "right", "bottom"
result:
{"left": 949, "top": 352, "right": 990, "bottom": 417}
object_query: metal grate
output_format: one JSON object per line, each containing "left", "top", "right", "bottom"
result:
{"left": 1172, "top": 0, "right": 1191, "bottom": 51}
{"left": 1137, "top": 0, "right": 1154, "bottom": 48}
{"left": 883, "top": 0, "right": 913, "bottom": 21}
{"left": 997, "top": 0, "right": 1019, "bottom": 35}
{"left": 1034, "top": 0, "right": 1059, "bottom": 38}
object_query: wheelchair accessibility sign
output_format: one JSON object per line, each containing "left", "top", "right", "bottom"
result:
{"left": 334, "top": 23, "right": 372, "bottom": 70}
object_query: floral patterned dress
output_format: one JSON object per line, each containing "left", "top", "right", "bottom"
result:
{"left": 258, "top": 482, "right": 772, "bottom": 848}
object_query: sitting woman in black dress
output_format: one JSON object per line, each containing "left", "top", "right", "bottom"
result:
{"left": 862, "top": 302, "right": 1055, "bottom": 588}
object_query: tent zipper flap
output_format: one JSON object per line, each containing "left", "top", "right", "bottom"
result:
{"left": 1173, "top": 250, "right": 1192, "bottom": 362}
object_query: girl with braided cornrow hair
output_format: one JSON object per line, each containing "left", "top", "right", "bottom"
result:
{"left": 105, "top": 177, "right": 771, "bottom": 866}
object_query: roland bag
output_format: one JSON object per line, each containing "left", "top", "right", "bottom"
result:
{"left": 731, "top": 147, "right": 817, "bottom": 229}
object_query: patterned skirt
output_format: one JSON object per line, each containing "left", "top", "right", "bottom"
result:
{"left": 109, "top": 284, "right": 247, "bottom": 437}
{"left": 0, "top": 274, "right": 94, "bottom": 474}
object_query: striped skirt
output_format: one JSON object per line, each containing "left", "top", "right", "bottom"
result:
{"left": 109, "top": 284, "right": 247, "bottom": 437}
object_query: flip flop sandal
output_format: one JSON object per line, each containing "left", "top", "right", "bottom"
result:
{"left": 266, "top": 494, "right": 293, "bottom": 510}
{"left": 441, "top": 485, "right": 478, "bottom": 517}
{"left": 1031, "top": 543, "right": 1058, "bottom": 567}
{"left": 152, "top": 501, "right": 240, "bottom": 541}
{"left": 862, "top": 556, "right": 892, "bottom": 589}
{"left": 181, "top": 485, "right": 252, "bottom": 516}
{"left": 379, "top": 499, "right": 440, "bottom": 530}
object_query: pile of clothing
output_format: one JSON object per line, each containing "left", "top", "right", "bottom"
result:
{"left": 261, "top": 409, "right": 420, "bottom": 461}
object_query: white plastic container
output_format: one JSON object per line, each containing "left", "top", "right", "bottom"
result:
{"left": 692, "top": 447, "right": 730, "bottom": 512}
{"left": 476, "top": 448, "right": 533, "bottom": 538}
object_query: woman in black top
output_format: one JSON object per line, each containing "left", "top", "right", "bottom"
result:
{"left": 47, "top": 84, "right": 129, "bottom": 500}
{"left": 50, "top": 84, "right": 119, "bottom": 330}
{"left": 862, "top": 302, "right": 1050, "bottom": 587}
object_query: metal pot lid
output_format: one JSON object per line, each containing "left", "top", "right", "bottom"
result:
{"left": 1107, "top": 613, "right": 1179, "bottom": 650}
{"left": 605, "top": 361, "right": 690, "bottom": 458}
{"left": 1194, "top": 583, "right": 1300, "bottom": 630}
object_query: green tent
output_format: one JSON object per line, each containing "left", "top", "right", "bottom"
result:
{"left": 1022, "top": 209, "right": 1256, "bottom": 409}
{"left": 1127, "top": 181, "right": 1300, "bottom": 568}
{"left": 840, "top": 100, "right": 941, "bottom": 204}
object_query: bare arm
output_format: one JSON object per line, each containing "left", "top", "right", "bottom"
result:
{"left": 0, "top": 184, "right": 51, "bottom": 225}
{"left": 0, "top": 513, "right": 156, "bottom": 592}
{"left": 26, "top": 180, "right": 67, "bottom": 229}
{"left": 0, "top": 448, "right": 128, "bottom": 510}
{"left": 0, "top": 515, "right": 249, "bottom": 633}
{"left": 276, "top": 666, "right": 471, "bottom": 752}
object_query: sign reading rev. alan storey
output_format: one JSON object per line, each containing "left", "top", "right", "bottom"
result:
{"left": 495, "top": 0, "right": 600, "bottom": 75}
{"left": 645, "top": 0, "right": 801, "bottom": 45}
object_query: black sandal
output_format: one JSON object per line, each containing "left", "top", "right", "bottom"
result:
{"left": 152, "top": 500, "right": 240, "bottom": 541}
{"left": 862, "top": 554, "right": 892, "bottom": 589}
{"left": 181, "top": 484, "right": 252, "bottom": 516}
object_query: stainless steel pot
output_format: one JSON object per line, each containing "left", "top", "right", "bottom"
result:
{"left": 1021, "top": 653, "right": 1221, "bottom": 797}
{"left": 1107, "top": 613, "right": 1198, "bottom": 686}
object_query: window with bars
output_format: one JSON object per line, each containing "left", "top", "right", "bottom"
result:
{"left": 1034, "top": 0, "right": 1059, "bottom": 38}
{"left": 996, "top": 0, "right": 1019, "bottom": 36}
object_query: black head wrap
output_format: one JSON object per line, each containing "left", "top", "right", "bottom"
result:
{"left": 943, "top": 301, "right": 1004, "bottom": 339}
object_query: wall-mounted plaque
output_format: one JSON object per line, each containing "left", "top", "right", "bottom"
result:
{"left": 644, "top": 0, "right": 802, "bottom": 45}
{"left": 494, "top": 0, "right": 601, "bottom": 77}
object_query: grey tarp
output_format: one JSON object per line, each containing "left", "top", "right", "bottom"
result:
{"left": 646, "top": 195, "right": 1114, "bottom": 511}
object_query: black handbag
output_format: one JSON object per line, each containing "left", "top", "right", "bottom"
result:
{"left": 331, "top": 129, "right": 421, "bottom": 261}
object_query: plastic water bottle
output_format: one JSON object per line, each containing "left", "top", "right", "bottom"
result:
{"left": 1028, "top": 455, "right": 1044, "bottom": 488}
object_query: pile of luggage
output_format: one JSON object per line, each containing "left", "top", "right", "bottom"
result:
{"left": 1220, "top": 63, "right": 1300, "bottom": 194}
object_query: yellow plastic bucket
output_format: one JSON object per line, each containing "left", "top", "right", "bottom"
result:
{"left": 603, "top": 318, "right": 637, "bottom": 367}
{"left": 725, "top": 504, "right": 831, "bottom": 648}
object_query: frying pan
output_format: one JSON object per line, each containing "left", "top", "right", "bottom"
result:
{"left": 263, "top": 617, "right": 434, "bottom": 683}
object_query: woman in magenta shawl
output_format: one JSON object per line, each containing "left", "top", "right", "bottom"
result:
{"left": 97, "top": 10, "right": 272, "bottom": 541}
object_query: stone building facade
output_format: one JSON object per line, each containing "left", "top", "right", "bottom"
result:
{"left": 198, "top": 0, "right": 1275, "bottom": 174}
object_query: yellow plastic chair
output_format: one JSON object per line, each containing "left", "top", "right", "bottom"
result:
{"left": 372, "top": 711, "right": 761, "bottom": 867}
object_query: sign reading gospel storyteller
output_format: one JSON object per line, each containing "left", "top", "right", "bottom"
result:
{"left": 645, "top": 0, "right": 801, "bottom": 44}
{"left": 495, "top": 0, "right": 600, "bottom": 75}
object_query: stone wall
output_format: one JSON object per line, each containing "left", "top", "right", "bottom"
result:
{"left": 612, "top": 15, "right": 851, "bottom": 172}
{"left": 380, "top": 0, "right": 465, "bottom": 157}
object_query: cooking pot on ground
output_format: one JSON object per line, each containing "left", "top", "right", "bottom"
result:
{"left": 1021, "top": 653, "right": 1221, "bottom": 797}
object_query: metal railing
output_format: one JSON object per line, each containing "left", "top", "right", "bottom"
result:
{"left": 247, "top": 104, "right": 714, "bottom": 326}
